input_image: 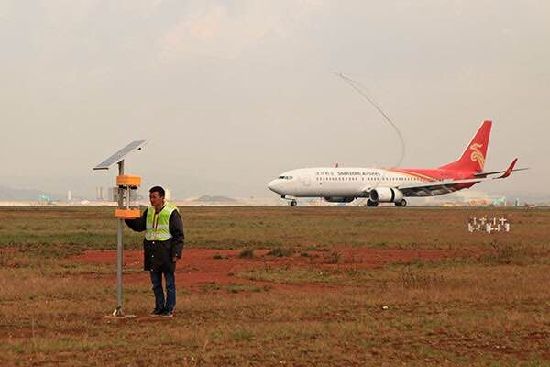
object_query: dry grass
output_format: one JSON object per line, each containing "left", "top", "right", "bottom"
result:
{"left": 0, "top": 206, "right": 549, "bottom": 366}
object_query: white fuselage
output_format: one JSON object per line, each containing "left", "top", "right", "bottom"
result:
{"left": 267, "top": 167, "right": 426, "bottom": 198}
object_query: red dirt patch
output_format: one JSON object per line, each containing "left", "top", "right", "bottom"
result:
{"left": 71, "top": 247, "right": 462, "bottom": 293}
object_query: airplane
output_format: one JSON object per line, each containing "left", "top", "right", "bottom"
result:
{"left": 267, "top": 120, "right": 525, "bottom": 206}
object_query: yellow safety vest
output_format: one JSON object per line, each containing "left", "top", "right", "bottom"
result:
{"left": 145, "top": 203, "right": 179, "bottom": 241}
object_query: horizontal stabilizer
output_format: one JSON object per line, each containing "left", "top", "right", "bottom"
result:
{"left": 473, "top": 158, "right": 528, "bottom": 179}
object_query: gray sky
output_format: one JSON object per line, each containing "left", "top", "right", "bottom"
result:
{"left": 1, "top": 0, "right": 548, "bottom": 199}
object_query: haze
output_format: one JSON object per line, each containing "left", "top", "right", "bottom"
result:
{"left": 1, "top": 1, "right": 548, "bottom": 200}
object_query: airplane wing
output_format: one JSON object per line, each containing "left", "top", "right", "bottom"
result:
{"left": 398, "top": 178, "right": 483, "bottom": 197}
{"left": 359, "top": 178, "right": 487, "bottom": 197}
{"left": 398, "top": 159, "right": 522, "bottom": 197}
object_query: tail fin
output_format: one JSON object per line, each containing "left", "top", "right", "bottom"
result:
{"left": 439, "top": 120, "right": 492, "bottom": 173}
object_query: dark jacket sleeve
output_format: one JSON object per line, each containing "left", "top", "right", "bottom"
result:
{"left": 125, "top": 209, "right": 147, "bottom": 232}
{"left": 169, "top": 210, "right": 184, "bottom": 259}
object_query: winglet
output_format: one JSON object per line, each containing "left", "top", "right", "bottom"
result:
{"left": 498, "top": 158, "right": 518, "bottom": 179}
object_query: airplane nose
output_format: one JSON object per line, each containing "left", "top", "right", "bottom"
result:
{"left": 268, "top": 180, "right": 281, "bottom": 194}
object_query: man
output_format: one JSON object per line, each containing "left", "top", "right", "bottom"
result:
{"left": 125, "top": 186, "right": 184, "bottom": 317}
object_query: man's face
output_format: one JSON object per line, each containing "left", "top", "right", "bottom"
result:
{"left": 149, "top": 191, "right": 164, "bottom": 208}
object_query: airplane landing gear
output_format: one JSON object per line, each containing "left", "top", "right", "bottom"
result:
{"left": 395, "top": 199, "right": 407, "bottom": 207}
{"left": 281, "top": 195, "right": 298, "bottom": 207}
{"left": 367, "top": 199, "right": 379, "bottom": 207}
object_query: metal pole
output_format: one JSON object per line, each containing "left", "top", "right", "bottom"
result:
{"left": 114, "top": 160, "right": 125, "bottom": 316}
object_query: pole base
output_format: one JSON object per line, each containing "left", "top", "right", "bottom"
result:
{"left": 103, "top": 306, "right": 136, "bottom": 319}
{"left": 104, "top": 314, "right": 137, "bottom": 319}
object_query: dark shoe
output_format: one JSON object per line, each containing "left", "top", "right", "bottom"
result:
{"left": 150, "top": 308, "right": 164, "bottom": 317}
{"left": 160, "top": 310, "right": 174, "bottom": 318}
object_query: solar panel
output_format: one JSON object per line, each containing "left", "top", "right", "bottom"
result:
{"left": 93, "top": 140, "right": 147, "bottom": 170}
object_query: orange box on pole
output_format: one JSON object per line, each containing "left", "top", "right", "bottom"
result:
{"left": 115, "top": 208, "right": 141, "bottom": 219}
{"left": 116, "top": 175, "right": 141, "bottom": 186}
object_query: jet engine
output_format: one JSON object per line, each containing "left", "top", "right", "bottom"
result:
{"left": 369, "top": 187, "right": 403, "bottom": 203}
{"left": 323, "top": 196, "right": 355, "bottom": 203}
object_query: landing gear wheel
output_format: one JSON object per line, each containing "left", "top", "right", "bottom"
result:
{"left": 290, "top": 200, "right": 297, "bottom": 207}
{"left": 395, "top": 199, "right": 407, "bottom": 207}
{"left": 367, "top": 199, "right": 379, "bottom": 207}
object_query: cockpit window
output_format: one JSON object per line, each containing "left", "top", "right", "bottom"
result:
{"left": 278, "top": 175, "right": 293, "bottom": 180}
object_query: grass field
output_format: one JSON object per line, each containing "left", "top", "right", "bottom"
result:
{"left": 0, "top": 206, "right": 548, "bottom": 366}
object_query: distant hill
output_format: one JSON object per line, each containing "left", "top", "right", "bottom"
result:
{"left": 192, "top": 195, "right": 237, "bottom": 203}
{"left": 0, "top": 185, "right": 53, "bottom": 201}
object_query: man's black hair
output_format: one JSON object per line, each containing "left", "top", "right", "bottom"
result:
{"left": 149, "top": 186, "right": 165, "bottom": 198}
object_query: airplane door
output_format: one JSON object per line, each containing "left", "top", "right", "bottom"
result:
{"left": 301, "top": 174, "right": 311, "bottom": 187}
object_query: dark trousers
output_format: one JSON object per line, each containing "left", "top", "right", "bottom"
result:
{"left": 149, "top": 270, "right": 176, "bottom": 312}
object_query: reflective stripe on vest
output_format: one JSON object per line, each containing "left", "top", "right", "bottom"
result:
{"left": 145, "top": 203, "right": 179, "bottom": 241}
